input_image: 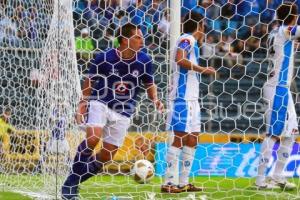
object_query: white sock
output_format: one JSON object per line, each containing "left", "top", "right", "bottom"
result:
{"left": 179, "top": 146, "right": 196, "bottom": 187}
{"left": 256, "top": 137, "right": 276, "bottom": 185}
{"left": 273, "top": 137, "right": 294, "bottom": 180}
{"left": 164, "top": 146, "right": 181, "bottom": 185}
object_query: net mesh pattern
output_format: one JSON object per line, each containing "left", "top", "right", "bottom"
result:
{"left": 0, "top": 0, "right": 300, "bottom": 199}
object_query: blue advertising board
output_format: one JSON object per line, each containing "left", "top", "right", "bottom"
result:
{"left": 155, "top": 142, "right": 300, "bottom": 177}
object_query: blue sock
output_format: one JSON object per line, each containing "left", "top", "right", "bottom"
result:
{"left": 75, "top": 140, "right": 93, "bottom": 162}
{"left": 89, "top": 154, "right": 104, "bottom": 172}
{"left": 64, "top": 141, "right": 105, "bottom": 185}
{"left": 64, "top": 140, "right": 93, "bottom": 186}
{"left": 78, "top": 154, "right": 103, "bottom": 183}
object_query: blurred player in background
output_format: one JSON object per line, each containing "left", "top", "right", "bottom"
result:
{"left": 0, "top": 107, "right": 13, "bottom": 172}
{"left": 46, "top": 104, "right": 69, "bottom": 154}
{"left": 162, "top": 12, "right": 216, "bottom": 193}
{"left": 0, "top": 107, "right": 14, "bottom": 136}
{"left": 61, "top": 23, "right": 163, "bottom": 199}
{"left": 256, "top": 2, "right": 300, "bottom": 190}
{"left": 0, "top": 107, "right": 13, "bottom": 151}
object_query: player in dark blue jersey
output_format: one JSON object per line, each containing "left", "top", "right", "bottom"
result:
{"left": 61, "top": 23, "right": 164, "bottom": 199}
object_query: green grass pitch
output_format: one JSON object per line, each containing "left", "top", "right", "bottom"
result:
{"left": 1, "top": 175, "right": 300, "bottom": 199}
{"left": 0, "top": 192, "right": 31, "bottom": 200}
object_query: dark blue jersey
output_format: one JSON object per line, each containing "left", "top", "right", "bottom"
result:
{"left": 88, "top": 48, "right": 154, "bottom": 117}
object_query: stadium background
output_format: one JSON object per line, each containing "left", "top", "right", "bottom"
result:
{"left": 3, "top": 0, "right": 300, "bottom": 132}
{"left": 1, "top": 0, "right": 300, "bottom": 199}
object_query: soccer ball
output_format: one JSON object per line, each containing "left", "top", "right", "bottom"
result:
{"left": 132, "top": 159, "right": 154, "bottom": 184}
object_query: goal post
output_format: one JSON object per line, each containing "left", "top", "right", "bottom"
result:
{"left": 37, "top": 0, "right": 82, "bottom": 196}
{"left": 0, "top": 0, "right": 83, "bottom": 198}
{"left": 169, "top": 0, "right": 181, "bottom": 64}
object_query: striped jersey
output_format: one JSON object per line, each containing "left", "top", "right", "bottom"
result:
{"left": 267, "top": 26, "right": 300, "bottom": 87}
{"left": 168, "top": 34, "right": 200, "bottom": 100}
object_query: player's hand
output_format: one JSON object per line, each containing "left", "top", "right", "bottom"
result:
{"left": 76, "top": 100, "right": 87, "bottom": 124}
{"left": 203, "top": 67, "right": 216, "bottom": 75}
{"left": 154, "top": 100, "right": 164, "bottom": 113}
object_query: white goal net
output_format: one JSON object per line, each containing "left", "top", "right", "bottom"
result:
{"left": 0, "top": 0, "right": 300, "bottom": 199}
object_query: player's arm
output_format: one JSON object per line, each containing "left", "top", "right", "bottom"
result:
{"left": 81, "top": 78, "right": 92, "bottom": 101}
{"left": 284, "top": 26, "right": 300, "bottom": 40}
{"left": 142, "top": 59, "right": 164, "bottom": 112}
{"left": 145, "top": 83, "right": 164, "bottom": 112}
{"left": 76, "top": 78, "right": 92, "bottom": 124}
{"left": 175, "top": 45, "right": 215, "bottom": 75}
{"left": 76, "top": 53, "right": 102, "bottom": 124}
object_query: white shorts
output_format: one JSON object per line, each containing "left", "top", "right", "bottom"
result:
{"left": 166, "top": 99, "right": 201, "bottom": 133}
{"left": 263, "top": 84, "right": 298, "bottom": 137}
{"left": 87, "top": 101, "right": 131, "bottom": 147}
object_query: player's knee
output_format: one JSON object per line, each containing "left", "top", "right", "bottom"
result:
{"left": 186, "top": 141, "right": 197, "bottom": 148}
{"left": 186, "top": 134, "right": 198, "bottom": 147}
{"left": 100, "top": 149, "right": 116, "bottom": 163}
{"left": 270, "top": 135, "right": 280, "bottom": 141}
{"left": 99, "top": 142, "right": 119, "bottom": 162}
{"left": 101, "top": 153, "right": 113, "bottom": 163}
{"left": 86, "top": 136, "right": 100, "bottom": 149}
{"left": 172, "top": 135, "right": 183, "bottom": 148}
{"left": 86, "top": 126, "right": 103, "bottom": 137}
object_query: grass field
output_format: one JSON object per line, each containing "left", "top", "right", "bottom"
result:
{"left": 1, "top": 175, "right": 300, "bottom": 200}
{"left": 0, "top": 192, "right": 31, "bottom": 200}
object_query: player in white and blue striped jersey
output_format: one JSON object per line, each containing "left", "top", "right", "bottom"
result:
{"left": 256, "top": 2, "right": 300, "bottom": 190}
{"left": 162, "top": 12, "right": 215, "bottom": 193}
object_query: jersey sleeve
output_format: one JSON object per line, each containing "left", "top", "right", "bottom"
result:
{"left": 284, "top": 26, "right": 300, "bottom": 40}
{"left": 141, "top": 58, "right": 154, "bottom": 86}
{"left": 177, "top": 38, "right": 192, "bottom": 52}
{"left": 88, "top": 52, "right": 104, "bottom": 81}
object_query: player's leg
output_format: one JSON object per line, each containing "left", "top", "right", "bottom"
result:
{"left": 179, "top": 101, "right": 202, "bottom": 192}
{"left": 63, "top": 110, "right": 130, "bottom": 200}
{"left": 62, "top": 101, "right": 107, "bottom": 199}
{"left": 162, "top": 100, "right": 188, "bottom": 193}
{"left": 62, "top": 126, "right": 103, "bottom": 199}
{"left": 82, "top": 141, "right": 119, "bottom": 182}
{"left": 256, "top": 84, "right": 277, "bottom": 188}
{"left": 86, "top": 112, "right": 131, "bottom": 175}
{"left": 256, "top": 85, "right": 288, "bottom": 189}
{"left": 271, "top": 91, "right": 298, "bottom": 189}
{"left": 255, "top": 135, "right": 277, "bottom": 188}
{"left": 161, "top": 131, "right": 185, "bottom": 193}
{"left": 179, "top": 132, "right": 202, "bottom": 192}
{"left": 269, "top": 136, "right": 296, "bottom": 190}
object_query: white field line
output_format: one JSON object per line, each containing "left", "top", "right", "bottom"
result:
{"left": 10, "top": 189, "right": 54, "bottom": 200}
{"left": 203, "top": 186, "right": 300, "bottom": 200}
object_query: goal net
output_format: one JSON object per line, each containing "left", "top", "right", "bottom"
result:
{"left": 0, "top": 0, "right": 300, "bottom": 199}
